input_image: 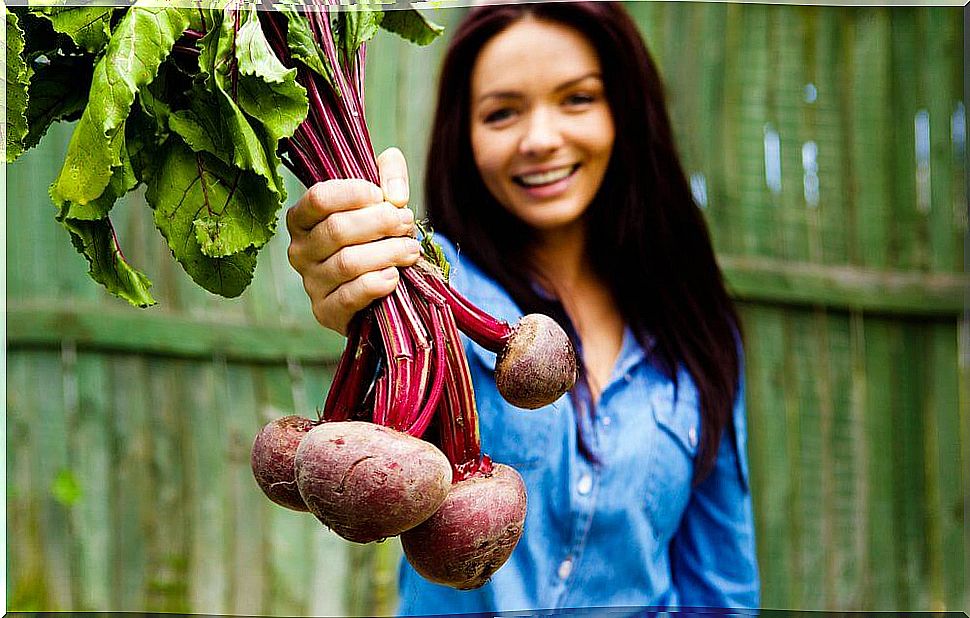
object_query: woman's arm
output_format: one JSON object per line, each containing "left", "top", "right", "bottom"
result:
{"left": 669, "top": 373, "right": 761, "bottom": 610}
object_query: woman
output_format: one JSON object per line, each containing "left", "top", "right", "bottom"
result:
{"left": 286, "top": 2, "right": 759, "bottom": 613}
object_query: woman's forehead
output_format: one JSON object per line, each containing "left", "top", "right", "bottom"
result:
{"left": 471, "top": 18, "right": 602, "bottom": 94}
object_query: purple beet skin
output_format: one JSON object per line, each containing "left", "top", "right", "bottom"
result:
{"left": 401, "top": 463, "right": 527, "bottom": 589}
{"left": 251, "top": 415, "right": 317, "bottom": 512}
{"left": 496, "top": 314, "right": 577, "bottom": 409}
{"left": 295, "top": 421, "right": 452, "bottom": 543}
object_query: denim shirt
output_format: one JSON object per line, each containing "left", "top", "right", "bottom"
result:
{"left": 397, "top": 236, "right": 760, "bottom": 615}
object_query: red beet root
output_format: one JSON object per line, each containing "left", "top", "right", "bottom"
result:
{"left": 295, "top": 421, "right": 452, "bottom": 543}
{"left": 251, "top": 415, "right": 317, "bottom": 512}
{"left": 401, "top": 464, "right": 527, "bottom": 590}
{"left": 495, "top": 314, "right": 577, "bottom": 409}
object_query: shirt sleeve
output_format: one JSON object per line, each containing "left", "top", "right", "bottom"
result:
{"left": 669, "top": 370, "right": 761, "bottom": 610}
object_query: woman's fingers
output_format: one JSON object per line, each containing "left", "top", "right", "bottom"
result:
{"left": 291, "top": 202, "right": 415, "bottom": 268}
{"left": 377, "top": 147, "right": 410, "bottom": 207}
{"left": 287, "top": 179, "right": 384, "bottom": 234}
{"left": 321, "top": 236, "right": 422, "bottom": 290}
{"left": 299, "top": 237, "right": 421, "bottom": 333}
{"left": 311, "top": 268, "right": 401, "bottom": 334}
{"left": 286, "top": 149, "right": 414, "bottom": 335}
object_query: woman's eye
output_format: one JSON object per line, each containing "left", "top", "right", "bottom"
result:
{"left": 565, "top": 93, "right": 596, "bottom": 107}
{"left": 484, "top": 108, "right": 515, "bottom": 124}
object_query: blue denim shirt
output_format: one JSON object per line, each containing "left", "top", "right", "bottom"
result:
{"left": 398, "top": 236, "right": 760, "bottom": 615}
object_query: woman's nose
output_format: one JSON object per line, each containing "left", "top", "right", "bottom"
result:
{"left": 519, "top": 109, "right": 563, "bottom": 157}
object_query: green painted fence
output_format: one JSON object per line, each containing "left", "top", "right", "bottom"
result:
{"left": 5, "top": 2, "right": 967, "bottom": 614}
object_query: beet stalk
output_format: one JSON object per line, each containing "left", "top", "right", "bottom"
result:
{"left": 400, "top": 299, "right": 528, "bottom": 590}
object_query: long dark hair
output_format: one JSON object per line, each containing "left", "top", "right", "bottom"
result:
{"left": 424, "top": 2, "right": 742, "bottom": 481}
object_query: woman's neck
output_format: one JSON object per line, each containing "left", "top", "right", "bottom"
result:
{"left": 529, "top": 223, "right": 625, "bottom": 400}
{"left": 530, "top": 222, "right": 591, "bottom": 290}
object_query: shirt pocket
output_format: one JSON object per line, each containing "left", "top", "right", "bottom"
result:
{"left": 642, "top": 385, "right": 700, "bottom": 542}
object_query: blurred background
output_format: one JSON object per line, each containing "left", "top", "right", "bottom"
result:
{"left": 5, "top": 1, "right": 968, "bottom": 613}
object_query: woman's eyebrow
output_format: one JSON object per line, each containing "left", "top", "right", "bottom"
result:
{"left": 553, "top": 72, "right": 603, "bottom": 92}
{"left": 475, "top": 72, "right": 603, "bottom": 104}
{"left": 476, "top": 90, "right": 524, "bottom": 103}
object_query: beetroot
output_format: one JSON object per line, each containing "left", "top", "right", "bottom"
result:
{"left": 251, "top": 415, "right": 317, "bottom": 512}
{"left": 401, "top": 464, "right": 527, "bottom": 590}
{"left": 295, "top": 420, "right": 452, "bottom": 543}
{"left": 418, "top": 268, "right": 577, "bottom": 410}
{"left": 495, "top": 313, "right": 577, "bottom": 409}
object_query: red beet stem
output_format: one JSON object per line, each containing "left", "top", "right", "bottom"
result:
{"left": 421, "top": 266, "right": 512, "bottom": 353}
{"left": 322, "top": 312, "right": 377, "bottom": 421}
{"left": 438, "top": 301, "right": 492, "bottom": 481}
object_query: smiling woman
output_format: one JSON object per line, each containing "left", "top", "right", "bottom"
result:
{"left": 285, "top": 1, "right": 759, "bottom": 614}
{"left": 469, "top": 17, "right": 615, "bottom": 235}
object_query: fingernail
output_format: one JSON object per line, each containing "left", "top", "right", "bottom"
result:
{"left": 382, "top": 267, "right": 399, "bottom": 280}
{"left": 387, "top": 178, "right": 407, "bottom": 203}
{"left": 398, "top": 208, "right": 414, "bottom": 225}
{"left": 406, "top": 238, "right": 422, "bottom": 255}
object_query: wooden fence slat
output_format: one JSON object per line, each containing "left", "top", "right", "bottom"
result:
{"left": 896, "top": 325, "right": 931, "bottom": 608}
{"left": 144, "top": 358, "right": 191, "bottom": 612}
{"left": 6, "top": 353, "right": 49, "bottom": 610}
{"left": 108, "top": 356, "right": 153, "bottom": 610}
{"left": 791, "top": 311, "right": 825, "bottom": 608}
{"left": 863, "top": 318, "right": 900, "bottom": 608}
{"left": 225, "top": 363, "right": 268, "bottom": 614}
{"left": 889, "top": 9, "right": 928, "bottom": 271}
{"left": 32, "top": 350, "right": 76, "bottom": 609}
{"left": 848, "top": 312, "right": 871, "bottom": 608}
{"left": 775, "top": 4, "right": 811, "bottom": 263}
{"left": 740, "top": 303, "right": 792, "bottom": 609}
{"left": 848, "top": 8, "right": 893, "bottom": 269}
{"left": 927, "top": 324, "right": 965, "bottom": 609}
{"left": 184, "top": 360, "right": 229, "bottom": 613}
{"left": 70, "top": 352, "right": 113, "bottom": 611}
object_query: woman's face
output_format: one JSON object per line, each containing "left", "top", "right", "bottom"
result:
{"left": 469, "top": 17, "right": 615, "bottom": 234}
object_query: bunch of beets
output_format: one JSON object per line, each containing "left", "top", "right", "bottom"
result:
{"left": 248, "top": 2, "right": 578, "bottom": 590}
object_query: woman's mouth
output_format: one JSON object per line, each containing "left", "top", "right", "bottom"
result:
{"left": 513, "top": 164, "right": 580, "bottom": 188}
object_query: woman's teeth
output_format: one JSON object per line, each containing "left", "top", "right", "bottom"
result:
{"left": 515, "top": 165, "right": 576, "bottom": 187}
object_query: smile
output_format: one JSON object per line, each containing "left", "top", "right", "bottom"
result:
{"left": 513, "top": 164, "right": 580, "bottom": 188}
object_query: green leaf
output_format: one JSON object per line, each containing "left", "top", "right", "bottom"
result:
{"left": 34, "top": 6, "right": 113, "bottom": 54}
{"left": 234, "top": 7, "right": 308, "bottom": 141}
{"left": 337, "top": 4, "right": 383, "bottom": 65}
{"left": 60, "top": 216, "right": 157, "bottom": 307}
{"left": 6, "top": 9, "right": 30, "bottom": 163}
{"left": 283, "top": 6, "right": 339, "bottom": 90}
{"left": 23, "top": 54, "right": 94, "bottom": 152}
{"left": 146, "top": 139, "right": 265, "bottom": 297}
{"left": 379, "top": 7, "right": 444, "bottom": 46}
{"left": 61, "top": 133, "right": 139, "bottom": 221}
{"left": 50, "top": 4, "right": 189, "bottom": 208}
{"left": 170, "top": 86, "right": 281, "bottom": 195}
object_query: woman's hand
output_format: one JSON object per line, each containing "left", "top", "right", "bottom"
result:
{"left": 286, "top": 147, "right": 418, "bottom": 335}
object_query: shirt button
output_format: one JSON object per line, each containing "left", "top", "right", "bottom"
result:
{"left": 623, "top": 373, "right": 633, "bottom": 383}
{"left": 688, "top": 426, "right": 698, "bottom": 448}
{"left": 577, "top": 473, "right": 593, "bottom": 495}
{"left": 557, "top": 557, "right": 573, "bottom": 580}
{"left": 601, "top": 416, "right": 611, "bottom": 427}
